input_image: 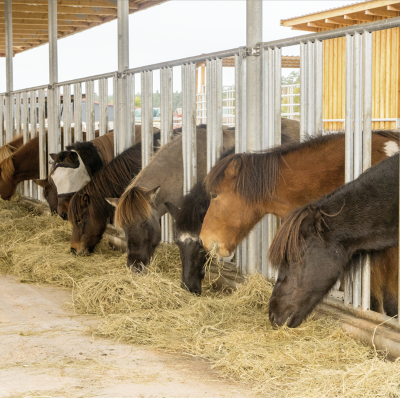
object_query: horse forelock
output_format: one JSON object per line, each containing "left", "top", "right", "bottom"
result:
{"left": 68, "top": 145, "right": 142, "bottom": 226}
{"left": 0, "top": 156, "right": 15, "bottom": 183}
{"left": 205, "top": 152, "right": 281, "bottom": 205}
{"left": 0, "top": 145, "right": 15, "bottom": 164}
{"left": 115, "top": 186, "right": 153, "bottom": 227}
{"left": 268, "top": 205, "right": 321, "bottom": 268}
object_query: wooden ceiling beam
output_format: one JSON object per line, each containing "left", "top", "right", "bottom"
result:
{"left": 308, "top": 21, "right": 338, "bottom": 29}
{"left": 290, "top": 24, "right": 319, "bottom": 32}
{"left": 344, "top": 12, "right": 375, "bottom": 22}
{"left": 325, "top": 17, "right": 358, "bottom": 26}
{"left": 0, "top": 1, "right": 138, "bottom": 9}
{"left": 0, "top": 4, "right": 120, "bottom": 16}
{"left": 0, "top": 11, "right": 105, "bottom": 23}
{"left": 0, "top": 19, "right": 92, "bottom": 27}
{"left": 388, "top": 4, "right": 400, "bottom": 11}
{"left": 365, "top": 7, "right": 399, "bottom": 18}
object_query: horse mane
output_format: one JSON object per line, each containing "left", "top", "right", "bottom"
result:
{"left": 0, "top": 156, "right": 15, "bottom": 183}
{"left": 0, "top": 134, "right": 23, "bottom": 164}
{"left": 205, "top": 130, "right": 399, "bottom": 204}
{"left": 268, "top": 204, "right": 323, "bottom": 267}
{"left": 68, "top": 144, "right": 142, "bottom": 226}
{"left": 115, "top": 185, "right": 153, "bottom": 227}
{"left": 66, "top": 140, "right": 94, "bottom": 152}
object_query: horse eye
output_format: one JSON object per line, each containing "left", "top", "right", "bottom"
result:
{"left": 211, "top": 193, "right": 217, "bottom": 199}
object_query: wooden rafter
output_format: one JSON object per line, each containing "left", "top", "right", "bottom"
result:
{"left": 365, "top": 7, "right": 399, "bottom": 18}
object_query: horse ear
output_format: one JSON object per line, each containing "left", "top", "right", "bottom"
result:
{"left": 224, "top": 157, "right": 242, "bottom": 179}
{"left": 164, "top": 202, "right": 180, "bottom": 220}
{"left": 106, "top": 198, "right": 119, "bottom": 208}
{"left": 81, "top": 193, "right": 90, "bottom": 207}
{"left": 49, "top": 153, "right": 58, "bottom": 161}
{"left": 299, "top": 206, "right": 322, "bottom": 236}
{"left": 34, "top": 179, "right": 49, "bottom": 188}
{"left": 148, "top": 186, "right": 161, "bottom": 202}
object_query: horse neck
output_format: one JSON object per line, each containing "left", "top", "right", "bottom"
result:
{"left": 90, "top": 132, "right": 115, "bottom": 166}
{"left": 263, "top": 138, "right": 346, "bottom": 218}
{"left": 11, "top": 136, "right": 40, "bottom": 183}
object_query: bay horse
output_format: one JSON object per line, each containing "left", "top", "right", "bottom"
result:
{"left": 268, "top": 153, "right": 399, "bottom": 328}
{"left": 164, "top": 130, "right": 297, "bottom": 295}
{"left": 199, "top": 131, "right": 399, "bottom": 314}
{"left": 109, "top": 127, "right": 236, "bottom": 272}
{"left": 68, "top": 131, "right": 161, "bottom": 255}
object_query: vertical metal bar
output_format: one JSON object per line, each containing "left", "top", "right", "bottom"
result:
{"left": 63, "top": 85, "right": 71, "bottom": 148}
{"left": 274, "top": 47, "right": 282, "bottom": 147}
{"left": 206, "top": 59, "right": 212, "bottom": 172}
{"left": 5, "top": 0, "right": 13, "bottom": 144}
{"left": 147, "top": 71, "right": 153, "bottom": 160}
{"left": 190, "top": 63, "right": 197, "bottom": 188}
{"left": 99, "top": 78, "right": 108, "bottom": 137}
{"left": 48, "top": 0, "right": 58, "bottom": 154}
{"left": 141, "top": 70, "right": 153, "bottom": 168}
{"left": 362, "top": 30, "right": 373, "bottom": 312}
{"left": 86, "top": 80, "right": 95, "bottom": 141}
{"left": 300, "top": 41, "right": 307, "bottom": 140}
{"left": 22, "top": 91, "right": 29, "bottom": 195}
{"left": 344, "top": 33, "right": 354, "bottom": 306}
{"left": 130, "top": 74, "right": 135, "bottom": 144}
{"left": 307, "top": 41, "right": 315, "bottom": 136}
{"left": 38, "top": 90, "right": 46, "bottom": 202}
{"left": 74, "top": 83, "right": 82, "bottom": 142}
{"left": 117, "top": 0, "right": 130, "bottom": 153}
{"left": 29, "top": 91, "right": 38, "bottom": 199}
{"left": 113, "top": 74, "right": 118, "bottom": 154}
{"left": 15, "top": 93, "right": 21, "bottom": 137}
{"left": 315, "top": 40, "right": 324, "bottom": 136}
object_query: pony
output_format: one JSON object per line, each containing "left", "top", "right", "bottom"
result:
{"left": 268, "top": 153, "right": 399, "bottom": 328}
{"left": 164, "top": 130, "right": 297, "bottom": 294}
{"left": 68, "top": 131, "right": 161, "bottom": 255}
{"left": 199, "top": 131, "right": 399, "bottom": 314}
{"left": 109, "top": 127, "right": 236, "bottom": 272}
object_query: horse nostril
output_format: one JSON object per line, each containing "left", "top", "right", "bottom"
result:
{"left": 70, "top": 247, "right": 77, "bottom": 255}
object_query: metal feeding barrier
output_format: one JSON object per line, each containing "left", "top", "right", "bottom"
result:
{"left": 1, "top": 12, "right": 400, "bottom": 330}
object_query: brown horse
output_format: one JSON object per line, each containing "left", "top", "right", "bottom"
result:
{"left": 0, "top": 134, "right": 24, "bottom": 163}
{"left": 199, "top": 131, "right": 399, "bottom": 314}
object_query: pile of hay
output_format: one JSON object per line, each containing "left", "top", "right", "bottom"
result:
{"left": 1, "top": 198, "right": 400, "bottom": 397}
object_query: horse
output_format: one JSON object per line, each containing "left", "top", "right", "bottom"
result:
{"left": 199, "top": 130, "right": 399, "bottom": 314}
{"left": 0, "top": 134, "right": 24, "bottom": 163}
{"left": 268, "top": 153, "right": 399, "bottom": 328}
{"left": 68, "top": 131, "right": 161, "bottom": 255}
{"left": 164, "top": 130, "right": 298, "bottom": 295}
{"left": 108, "top": 126, "right": 236, "bottom": 272}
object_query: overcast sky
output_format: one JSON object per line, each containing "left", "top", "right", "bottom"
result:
{"left": 0, "top": 0, "right": 358, "bottom": 93}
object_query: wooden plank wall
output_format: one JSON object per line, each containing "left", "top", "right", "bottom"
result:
{"left": 322, "top": 28, "right": 400, "bottom": 131}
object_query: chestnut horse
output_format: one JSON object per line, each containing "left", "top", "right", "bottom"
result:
{"left": 68, "top": 131, "right": 161, "bottom": 255}
{"left": 268, "top": 153, "right": 399, "bottom": 328}
{"left": 199, "top": 131, "right": 399, "bottom": 314}
{"left": 164, "top": 130, "right": 298, "bottom": 295}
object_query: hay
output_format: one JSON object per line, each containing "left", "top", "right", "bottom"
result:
{"left": 1, "top": 198, "right": 400, "bottom": 397}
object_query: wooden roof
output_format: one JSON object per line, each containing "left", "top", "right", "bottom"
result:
{"left": 0, "top": 0, "right": 168, "bottom": 57}
{"left": 281, "top": 0, "right": 400, "bottom": 32}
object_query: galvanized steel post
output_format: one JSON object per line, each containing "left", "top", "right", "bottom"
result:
{"left": 48, "top": 0, "right": 60, "bottom": 156}
{"left": 117, "top": 0, "right": 130, "bottom": 154}
{"left": 5, "top": 0, "right": 13, "bottom": 143}
{"left": 246, "top": 0, "right": 262, "bottom": 275}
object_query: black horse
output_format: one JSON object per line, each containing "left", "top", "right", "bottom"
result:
{"left": 268, "top": 153, "right": 399, "bottom": 328}
{"left": 165, "top": 133, "right": 295, "bottom": 295}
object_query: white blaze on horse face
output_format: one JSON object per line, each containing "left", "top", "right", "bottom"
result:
{"left": 384, "top": 141, "right": 399, "bottom": 157}
{"left": 50, "top": 151, "right": 91, "bottom": 195}
{"left": 177, "top": 232, "right": 199, "bottom": 243}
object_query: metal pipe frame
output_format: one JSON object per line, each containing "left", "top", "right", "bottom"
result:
{"left": 129, "top": 75, "right": 135, "bottom": 144}
{"left": 160, "top": 67, "right": 174, "bottom": 243}
{"left": 141, "top": 70, "right": 153, "bottom": 168}
{"left": 74, "top": 83, "right": 83, "bottom": 143}
{"left": 85, "top": 80, "right": 95, "bottom": 141}
{"left": 29, "top": 90, "right": 38, "bottom": 199}
{"left": 181, "top": 63, "right": 197, "bottom": 195}
{"left": 113, "top": 75, "right": 118, "bottom": 155}
{"left": 38, "top": 89, "right": 46, "bottom": 191}
{"left": 206, "top": 58, "right": 223, "bottom": 173}
{"left": 99, "top": 78, "right": 108, "bottom": 137}
{"left": 315, "top": 40, "right": 323, "bottom": 136}
{"left": 22, "top": 91, "right": 29, "bottom": 195}
{"left": 47, "top": 0, "right": 59, "bottom": 156}
{"left": 299, "top": 42, "right": 307, "bottom": 139}
{"left": 5, "top": 0, "right": 13, "bottom": 144}
{"left": 63, "top": 85, "right": 72, "bottom": 148}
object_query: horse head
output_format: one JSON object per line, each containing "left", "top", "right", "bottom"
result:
{"left": 110, "top": 186, "right": 161, "bottom": 273}
{"left": 68, "top": 191, "right": 108, "bottom": 255}
{"left": 200, "top": 154, "right": 265, "bottom": 258}
{"left": 34, "top": 178, "right": 58, "bottom": 215}
{"left": 268, "top": 205, "right": 346, "bottom": 328}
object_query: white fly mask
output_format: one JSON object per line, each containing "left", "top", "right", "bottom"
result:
{"left": 51, "top": 150, "right": 91, "bottom": 196}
